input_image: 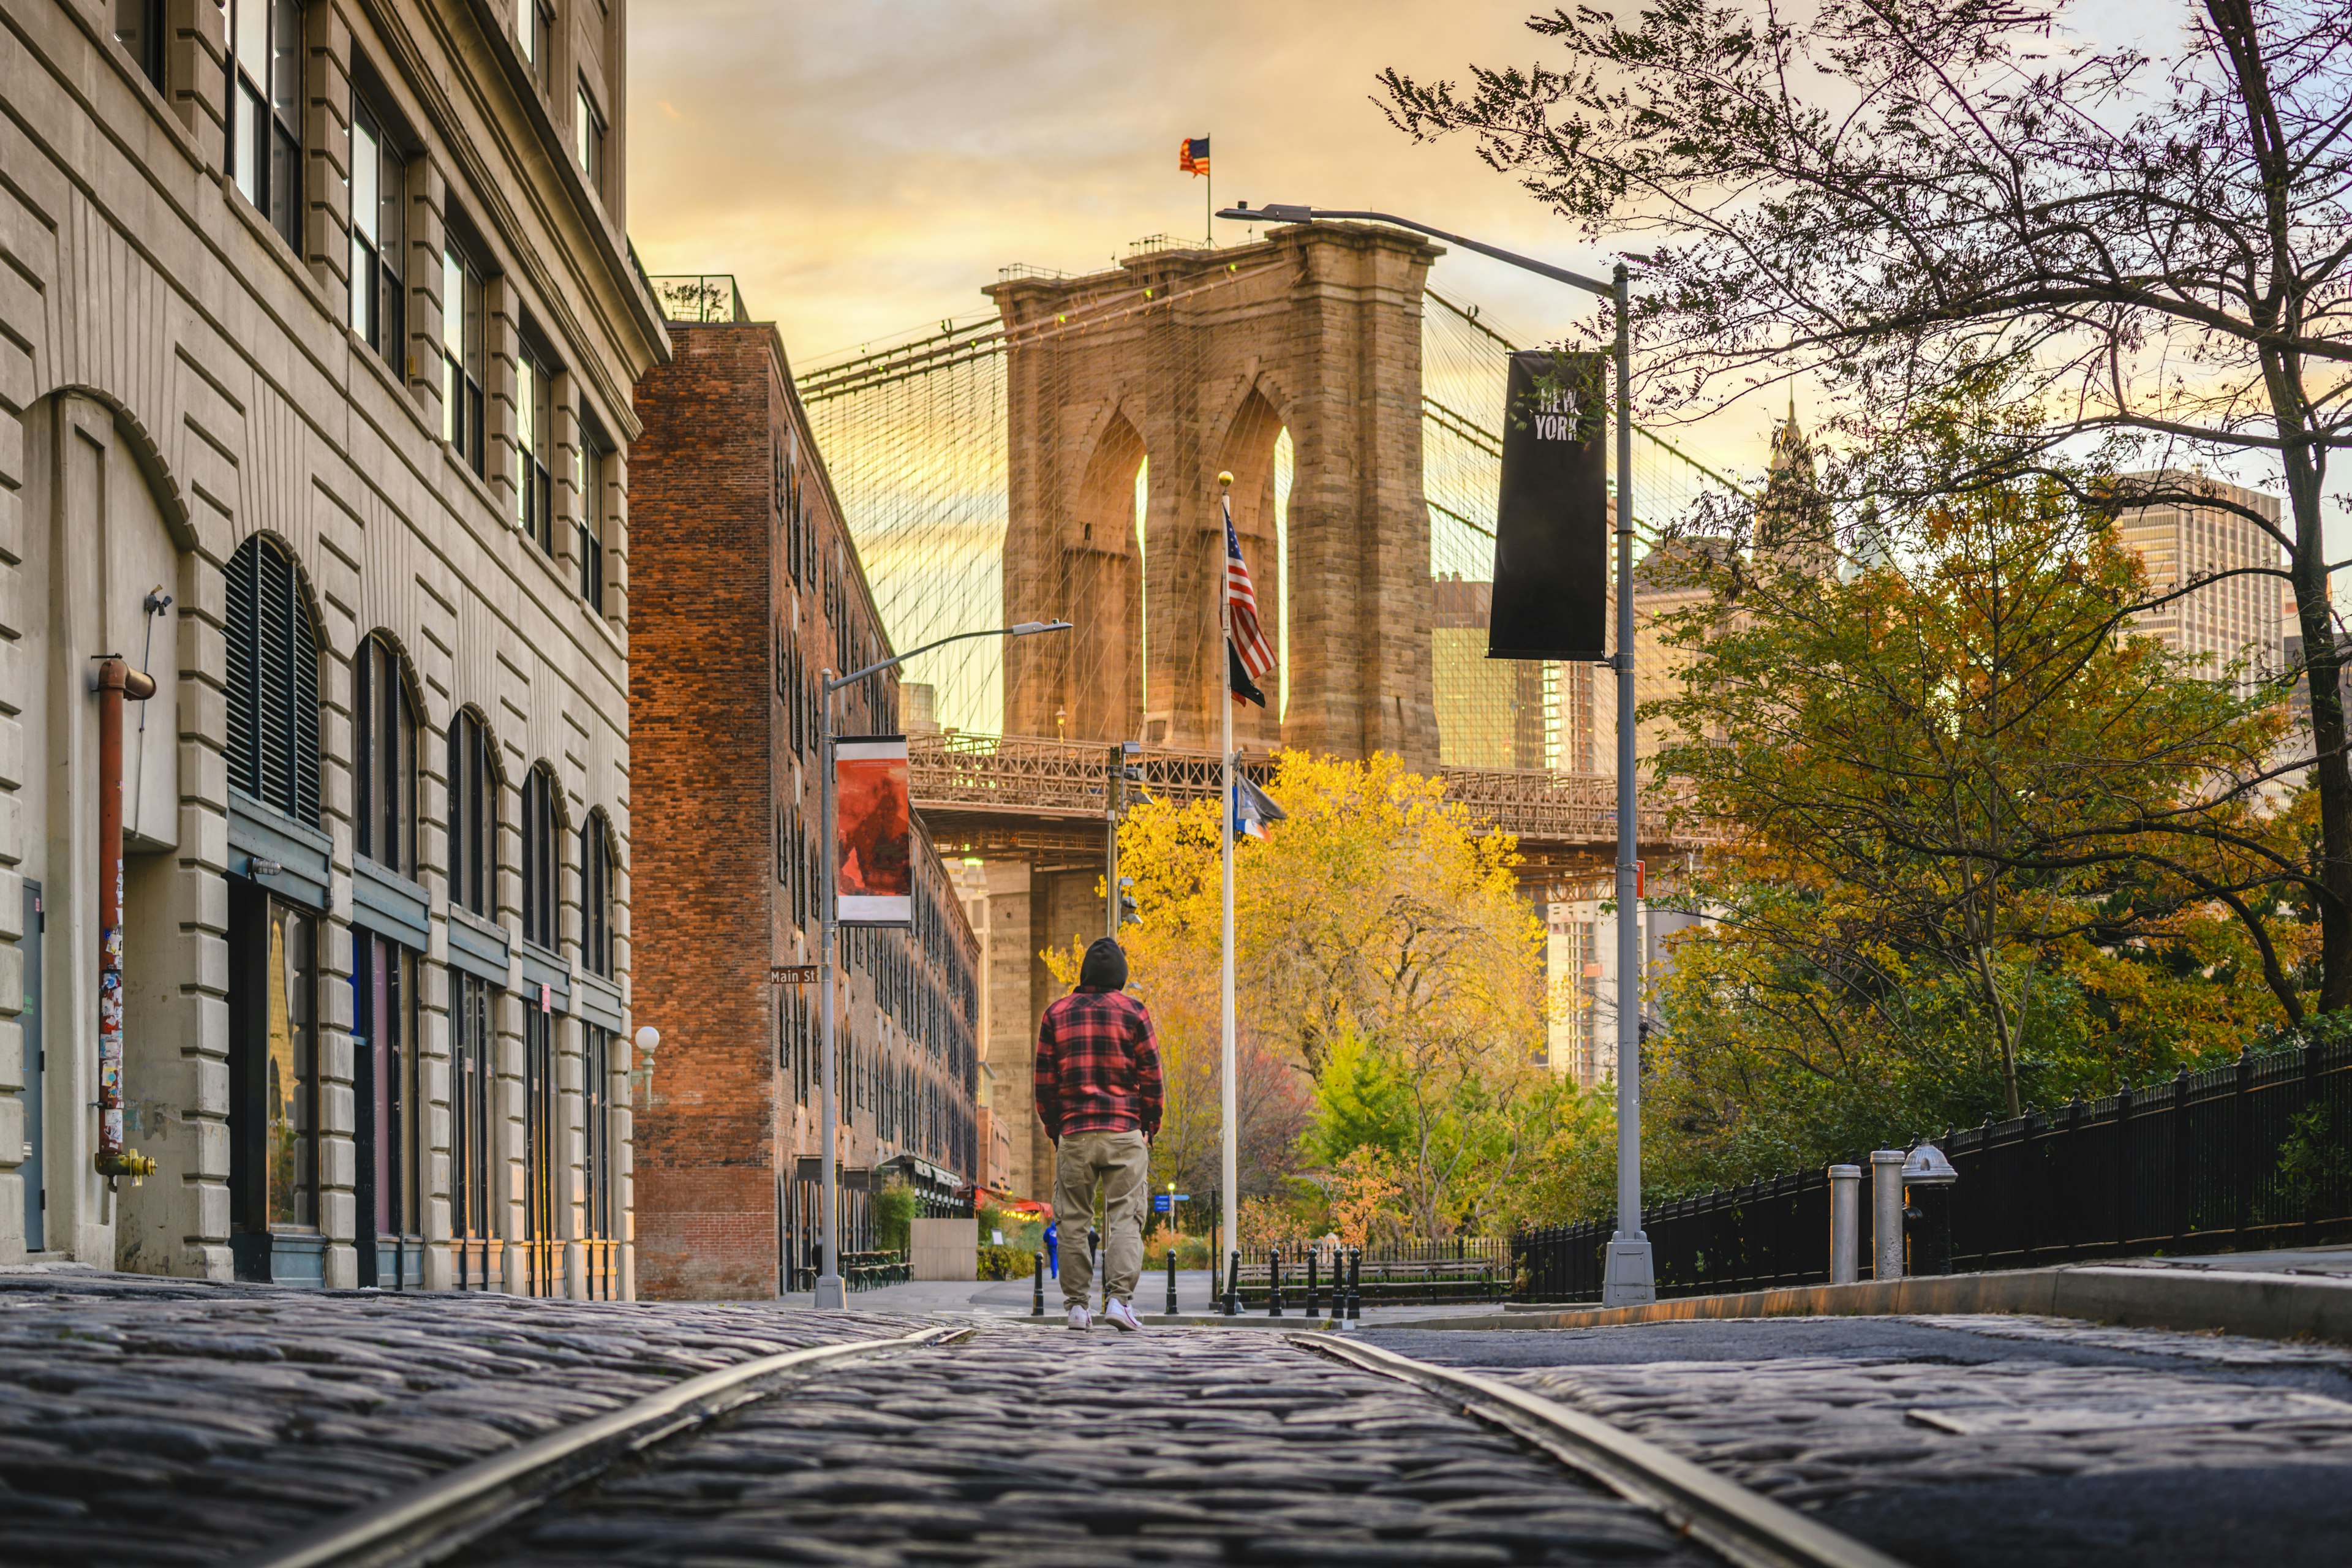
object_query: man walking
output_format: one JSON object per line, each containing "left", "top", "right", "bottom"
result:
{"left": 1034, "top": 937, "right": 1161, "bottom": 1332}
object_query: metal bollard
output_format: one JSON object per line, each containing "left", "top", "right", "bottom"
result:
{"left": 1348, "top": 1246, "right": 1363, "bottom": 1320}
{"left": 1306, "top": 1250, "right": 1320, "bottom": 1317}
{"left": 1031, "top": 1250, "right": 1045, "bottom": 1317}
{"left": 1267, "top": 1248, "right": 1284, "bottom": 1317}
{"left": 1166, "top": 1247, "right": 1179, "bottom": 1316}
{"left": 1871, "top": 1149, "right": 1906, "bottom": 1281}
{"left": 1828, "top": 1164, "right": 1863, "bottom": 1285}
{"left": 1223, "top": 1250, "right": 1240, "bottom": 1316}
{"left": 1091, "top": 1227, "right": 1103, "bottom": 1311}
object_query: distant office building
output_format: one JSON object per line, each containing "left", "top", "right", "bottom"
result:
{"left": 628, "top": 282, "right": 982, "bottom": 1298}
{"left": 2115, "top": 473, "right": 2284, "bottom": 693}
{"left": 1431, "top": 577, "right": 1550, "bottom": 769}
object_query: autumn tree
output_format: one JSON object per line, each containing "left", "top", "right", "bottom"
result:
{"left": 1085, "top": 750, "right": 1556, "bottom": 1234}
{"left": 1382, "top": 0, "right": 2352, "bottom": 1000}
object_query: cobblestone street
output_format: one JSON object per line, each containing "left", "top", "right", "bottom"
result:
{"left": 1376, "top": 1315, "right": 2352, "bottom": 1568}
{"left": 10, "top": 1273, "right": 2352, "bottom": 1567}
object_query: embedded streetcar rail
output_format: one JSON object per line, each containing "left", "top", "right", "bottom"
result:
{"left": 1295, "top": 1333, "right": 1911, "bottom": 1568}
{"left": 230, "top": 1325, "right": 968, "bottom": 1568}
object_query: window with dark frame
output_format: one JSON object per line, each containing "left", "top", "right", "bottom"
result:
{"left": 225, "top": 0, "right": 303, "bottom": 250}
{"left": 575, "top": 83, "right": 606, "bottom": 195}
{"left": 447, "top": 711, "right": 496, "bottom": 919}
{"left": 582, "top": 809, "right": 614, "bottom": 978}
{"left": 113, "top": 0, "right": 165, "bottom": 91}
{"left": 448, "top": 968, "right": 494, "bottom": 1288}
{"left": 353, "top": 634, "right": 417, "bottom": 875}
{"left": 349, "top": 97, "right": 407, "bottom": 373}
{"left": 516, "top": 0, "right": 554, "bottom": 91}
{"left": 577, "top": 420, "right": 607, "bottom": 609}
{"left": 518, "top": 343, "right": 555, "bottom": 552}
{"left": 442, "top": 235, "right": 487, "bottom": 474}
{"left": 226, "top": 536, "right": 322, "bottom": 826}
{"left": 521, "top": 765, "right": 558, "bottom": 953}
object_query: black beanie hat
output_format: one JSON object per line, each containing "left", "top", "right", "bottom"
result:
{"left": 1078, "top": 937, "right": 1128, "bottom": 992}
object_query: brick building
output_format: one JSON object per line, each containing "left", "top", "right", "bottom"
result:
{"left": 628, "top": 283, "right": 982, "bottom": 1298}
{"left": 0, "top": 0, "right": 660, "bottom": 1292}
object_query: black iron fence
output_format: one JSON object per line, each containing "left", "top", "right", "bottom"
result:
{"left": 1515, "top": 1037, "right": 2352, "bottom": 1302}
{"left": 1232, "top": 1237, "right": 1511, "bottom": 1307}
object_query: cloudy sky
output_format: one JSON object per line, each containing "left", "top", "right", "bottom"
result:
{"left": 627, "top": 1, "right": 2331, "bottom": 535}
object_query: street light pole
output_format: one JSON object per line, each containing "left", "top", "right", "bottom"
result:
{"left": 1216, "top": 202, "right": 1656, "bottom": 1305}
{"left": 814, "top": 619, "right": 1072, "bottom": 1311}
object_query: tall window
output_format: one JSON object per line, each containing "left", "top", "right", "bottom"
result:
{"left": 349, "top": 98, "right": 407, "bottom": 371}
{"left": 354, "top": 935, "right": 418, "bottom": 1288}
{"left": 521, "top": 765, "right": 558, "bottom": 952}
{"left": 114, "top": 0, "right": 165, "bottom": 90}
{"left": 448, "top": 969, "right": 494, "bottom": 1288}
{"left": 442, "top": 237, "right": 486, "bottom": 474}
{"left": 517, "top": 345, "right": 554, "bottom": 552}
{"left": 225, "top": 0, "right": 302, "bottom": 249}
{"left": 575, "top": 84, "right": 606, "bottom": 195}
{"left": 226, "top": 536, "right": 321, "bottom": 826}
{"left": 582, "top": 1024, "right": 613, "bottom": 1297}
{"left": 354, "top": 635, "right": 416, "bottom": 875}
{"left": 447, "top": 712, "right": 496, "bottom": 919}
{"left": 582, "top": 809, "right": 614, "bottom": 977}
{"left": 516, "top": 0, "right": 553, "bottom": 91}
{"left": 523, "top": 1001, "right": 557, "bottom": 1295}
{"left": 577, "top": 420, "right": 606, "bottom": 609}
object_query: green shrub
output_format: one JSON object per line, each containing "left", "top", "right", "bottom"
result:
{"left": 873, "top": 1180, "right": 919, "bottom": 1254}
{"left": 978, "top": 1243, "right": 1035, "bottom": 1281}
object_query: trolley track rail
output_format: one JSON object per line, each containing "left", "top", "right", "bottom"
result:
{"left": 230, "top": 1325, "right": 968, "bottom": 1568}
{"left": 1296, "top": 1333, "right": 1908, "bottom": 1568}
{"left": 224, "top": 1321, "right": 1904, "bottom": 1568}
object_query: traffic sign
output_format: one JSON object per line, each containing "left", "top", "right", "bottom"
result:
{"left": 1153, "top": 1193, "right": 1193, "bottom": 1211}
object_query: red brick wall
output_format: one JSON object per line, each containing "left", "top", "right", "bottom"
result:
{"left": 628, "top": 325, "right": 782, "bottom": 1299}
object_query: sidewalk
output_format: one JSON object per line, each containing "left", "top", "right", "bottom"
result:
{"left": 781, "top": 1268, "right": 1507, "bottom": 1327}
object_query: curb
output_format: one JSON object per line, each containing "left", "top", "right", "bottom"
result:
{"left": 1373, "top": 1264, "right": 2352, "bottom": 1344}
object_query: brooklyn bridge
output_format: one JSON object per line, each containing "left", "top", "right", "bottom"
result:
{"left": 769, "top": 221, "right": 1744, "bottom": 1197}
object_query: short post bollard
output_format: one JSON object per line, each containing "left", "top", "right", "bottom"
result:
{"left": 1306, "top": 1250, "right": 1320, "bottom": 1317}
{"left": 1031, "top": 1250, "right": 1045, "bottom": 1317}
{"left": 1348, "top": 1246, "right": 1363, "bottom": 1320}
{"left": 1165, "top": 1248, "right": 1179, "bottom": 1316}
{"left": 1871, "top": 1149, "right": 1907, "bottom": 1280}
{"left": 1902, "top": 1143, "right": 1959, "bottom": 1275}
{"left": 1223, "top": 1250, "right": 1241, "bottom": 1316}
{"left": 1090, "top": 1227, "right": 1103, "bottom": 1312}
{"left": 1828, "top": 1164, "right": 1863, "bottom": 1285}
{"left": 1267, "top": 1248, "right": 1284, "bottom": 1317}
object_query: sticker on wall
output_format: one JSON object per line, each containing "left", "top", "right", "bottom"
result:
{"left": 834, "top": 734, "right": 911, "bottom": 926}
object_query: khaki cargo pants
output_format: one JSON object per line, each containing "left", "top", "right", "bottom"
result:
{"left": 1053, "top": 1129, "right": 1150, "bottom": 1308}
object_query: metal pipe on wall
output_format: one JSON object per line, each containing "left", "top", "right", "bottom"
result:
{"left": 93, "top": 656, "right": 157, "bottom": 1182}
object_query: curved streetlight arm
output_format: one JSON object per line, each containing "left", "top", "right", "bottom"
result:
{"left": 826, "top": 620, "right": 1072, "bottom": 695}
{"left": 1218, "top": 203, "right": 1612, "bottom": 298}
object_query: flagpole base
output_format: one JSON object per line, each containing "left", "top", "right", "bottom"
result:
{"left": 814, "top": 1273, "right": 847, "bottom": 1311}
{"left": 1600, "top": 1235, "right": 1654, "bottom": 1308}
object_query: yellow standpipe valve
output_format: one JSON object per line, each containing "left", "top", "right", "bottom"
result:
{"left": 97, "top": 1148, "right": 157, "bottom": 1184}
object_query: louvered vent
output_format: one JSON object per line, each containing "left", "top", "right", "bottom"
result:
{"left": 225, "top": 536, "right": 322, "bottom": 826}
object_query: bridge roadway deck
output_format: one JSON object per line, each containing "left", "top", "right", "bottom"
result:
{"left": 911, "top": 733, "right": 1708, "bottom": 891}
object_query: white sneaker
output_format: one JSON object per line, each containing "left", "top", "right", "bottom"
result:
{"left": 1104, "top": 1298, "right": 1145, "bottom": 1333}
{"left": 1066, "top": 1304, "right": 1090, "bottom": 1331}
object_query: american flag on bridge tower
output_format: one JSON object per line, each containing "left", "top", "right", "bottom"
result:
{"left": 1224, "top": 492, "right": 1275, "bottom": 707}
{"left": 1179, "top": 137, "right": 1210, "bottom": 176}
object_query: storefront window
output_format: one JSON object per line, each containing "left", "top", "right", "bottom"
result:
{"left": 263, "top": 901, "right": 315, "bottom": 1230}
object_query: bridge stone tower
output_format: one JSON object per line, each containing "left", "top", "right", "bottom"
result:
{"left": 987, "top": 222, "right": 1443, "bottom": 770}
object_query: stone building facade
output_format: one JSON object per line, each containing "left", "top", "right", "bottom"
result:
{"left": 0, "top": 0, "right": 661, "bottom": 1292}
{"left": 628, "top": 295, "right": 982, "bottom": 1299}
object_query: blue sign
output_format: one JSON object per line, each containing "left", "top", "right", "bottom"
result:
{"left": 1153, "top": 1193, "right": 1193, "bottom": 1212}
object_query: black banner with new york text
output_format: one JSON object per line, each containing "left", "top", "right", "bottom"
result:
{"left": 1488, "top": 351, "right": 1608, "bottom": 662}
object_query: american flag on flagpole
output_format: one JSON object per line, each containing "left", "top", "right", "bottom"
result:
{"left": 1224, "top": 492, "right": 1275, "bottom": 699}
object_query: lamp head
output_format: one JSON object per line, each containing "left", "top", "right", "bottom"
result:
{"left": 1009, "top": 620, "right": 1074, "bottom": 637}
{"left": 633, "top": 1025, "right": 660, "bottom": 1055}
{"left": 1219, "top": 202, "right": 1313, "bottom": 224}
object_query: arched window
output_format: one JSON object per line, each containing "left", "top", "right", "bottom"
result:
{"left": 521, "top": 764, "right": 559, "bottom": 952}
{"left": 447, "top": 711, "right": 496, "bottom": 918}
{"left": 354, "top": 634, "right": 417, "bottom": 875}
{"left": 226, "top": 535, "right": 320, "bottom": 825}
{"left": 582, "top": 808, "right": 615, "bottom": 978}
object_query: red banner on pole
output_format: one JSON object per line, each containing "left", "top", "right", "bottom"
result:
{"left": 835, "top": 735, "right": 911, "bottom": 925}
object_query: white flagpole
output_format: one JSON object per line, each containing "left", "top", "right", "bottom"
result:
{"left": 1218, "top": 473, "right": 1239, "bottom": 1299}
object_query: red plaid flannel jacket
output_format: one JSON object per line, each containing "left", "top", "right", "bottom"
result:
{"left": 1033, "top": 987, "right": 1163, "bottom": 1140}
